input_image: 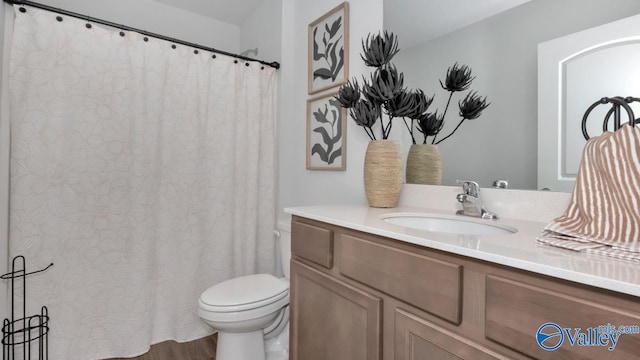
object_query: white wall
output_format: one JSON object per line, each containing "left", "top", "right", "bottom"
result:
{"left": 27, "top": 0, "right": 240, "bottom": 52}
{"left": 392, "top": 0, "right": 640, "bottom": 190}
{"left": 240, "top": 0, "right": 282, "bottom": 64}
{"left": 277, "top": 0, "right": 384, "bottom": 219}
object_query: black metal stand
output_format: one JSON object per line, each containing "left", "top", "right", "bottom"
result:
{"left": 1, "top": 256, "right": 53, "bottom": 360}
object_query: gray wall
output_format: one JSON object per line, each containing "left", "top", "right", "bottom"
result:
{"left": 391, "top": 0, "right": 640, "bottom": 190}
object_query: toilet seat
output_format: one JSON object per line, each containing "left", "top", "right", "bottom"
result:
{"left": 199, "top": 274, "right": 289, "bottom": 313}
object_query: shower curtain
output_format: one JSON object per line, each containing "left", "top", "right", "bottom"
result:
{"left": 3, "top": 5, "right": 277, "bottom": 359}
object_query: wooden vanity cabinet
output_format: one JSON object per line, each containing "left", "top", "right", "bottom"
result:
{"left": 289, "top": 216, "right": 640, "bottom": 360}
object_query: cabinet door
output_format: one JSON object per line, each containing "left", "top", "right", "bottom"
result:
{"left": 290, "top": 260, "right": 382, "bottom": 360}
{"left": 395, "top": 309, "right": 508, "bottom": 360}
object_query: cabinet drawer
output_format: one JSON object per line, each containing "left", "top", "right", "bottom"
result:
{"left": 291, "top": 221, "right": 333, "bottom": 269}
{"left": 340, "top": 234, "right": 463, "bottom": 324}
{"left": 485, "top": 275, "right": 640, "bottom": 359}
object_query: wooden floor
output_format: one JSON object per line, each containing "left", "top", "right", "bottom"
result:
{"left": 106, "top": 334, "right": 217, "bottom": 360}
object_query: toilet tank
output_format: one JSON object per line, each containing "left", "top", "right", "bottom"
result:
{"left": 276, "top": 219, "right": 291, "bottom": 279}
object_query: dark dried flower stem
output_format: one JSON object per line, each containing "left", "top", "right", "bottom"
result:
{"left": 434, "top": 117, "right": 466, "bottom": 145}
{"left": 364, "top": 126, "right": 376, "bottom": 141}
{"left": 431, "top": 91, "right": 454, "bottom": 144}
{"left": 442, "top": 92, "right": 454, "bottom": 122}
{"left": 403, "top": 119, "right": 417, "bottom": 144}
{"left": 381, "top": 115, "right": 393, "bottom": 139}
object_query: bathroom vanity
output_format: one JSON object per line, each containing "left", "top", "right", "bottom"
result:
{"left": 285, "top": 204, "right": 640, "bottom": 360}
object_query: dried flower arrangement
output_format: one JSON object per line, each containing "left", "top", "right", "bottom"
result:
{"left": 335, "top": 31, "right": 490, "bottom": 144}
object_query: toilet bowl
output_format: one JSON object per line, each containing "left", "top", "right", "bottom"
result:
{"left": 198, "top": 220, "right": 291, "bottom": 360}
{"left": 198, "top": 274, "right": 289, "bottom": 360}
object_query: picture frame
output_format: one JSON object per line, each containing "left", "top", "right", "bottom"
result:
{"left": 306, "top": 91, "right": 347, "bottom": 170}
{"left": 308, "top": 2, "right": 349, "bottom": 95}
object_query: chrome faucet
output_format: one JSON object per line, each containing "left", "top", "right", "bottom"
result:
{"left": 492, "top": 179, "right": 509, "bottom": 189}
{"left": 455, "top": 180, "right": 498, "bottom": 219}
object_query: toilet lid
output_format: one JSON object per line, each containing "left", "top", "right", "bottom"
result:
{"left": 200, "top": 274, "right": 289, "bottom": 310}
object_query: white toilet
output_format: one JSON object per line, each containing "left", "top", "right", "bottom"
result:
{"left": 198, "top": 220, "right": 291, "bottom": 360}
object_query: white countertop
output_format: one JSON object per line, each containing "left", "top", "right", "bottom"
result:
{"left": 285, "top": 204, "right": 640, "bottom": 297}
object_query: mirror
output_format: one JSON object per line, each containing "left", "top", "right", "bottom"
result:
{"left": 538, "top": 13, "right": 640, "bottom": 192}
{"left": 384, "top": 0, "right": 640, "bottom": 191}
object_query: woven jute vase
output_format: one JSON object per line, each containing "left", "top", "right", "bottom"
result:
{"left": 363, "top": 140, "right": 403, "bottom": 208}
{"left": 406, "top": 144, "right": 442, "bottom": 185}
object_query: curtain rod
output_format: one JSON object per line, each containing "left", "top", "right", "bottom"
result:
{"left": 3, "top": 0, "right": 281, "bottom": 70}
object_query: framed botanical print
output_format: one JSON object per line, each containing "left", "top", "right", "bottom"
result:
{"left": 306, "top": 92, "right": 347, "bottom": 170}
{"left": 308, "top": 2, "right": 349, "bottom": 94}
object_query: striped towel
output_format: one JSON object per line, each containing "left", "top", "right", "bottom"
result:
{"left": 537, "top": 123, "right": 640, "bottom": 262}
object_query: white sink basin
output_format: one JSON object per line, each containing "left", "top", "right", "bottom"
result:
{"left": 381, "top": 213, "right": 517, "bottom": 236}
